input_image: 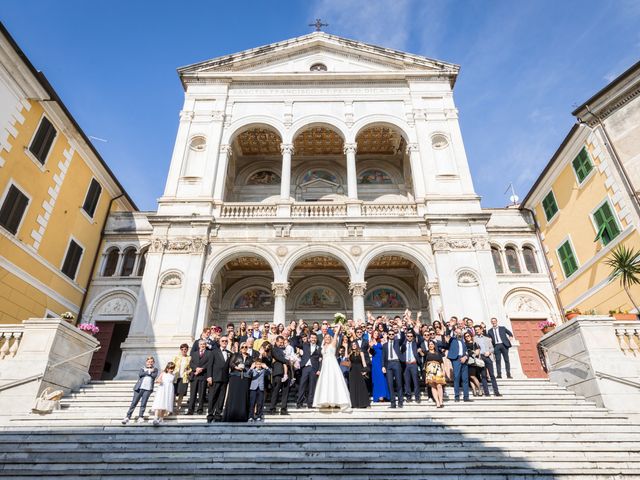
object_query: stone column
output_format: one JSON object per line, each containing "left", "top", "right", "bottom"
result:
{"left": 212, "top": 144, "right": 232, "bottom": 201}
{"left": 349, "top": 281, "right": 367, "bottom": 323}
{"left": 272, "top": 282, "right": 289, "bottom": 325}
{"left": 280, "top": 143, "right": 294, "bottom": 200}
{"left": 407, "top": 143, "right": 426, "bottom": 200}
{"left": 344, "top": 143, "right": 358, "bottom": 200}
{"left": 424, "top": 281, "right": 444, "bottom": 324}
{"left": 195, "top": 282, "right": 214, "bottom": 336}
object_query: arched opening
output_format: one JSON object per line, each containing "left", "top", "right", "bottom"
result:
{"left": 136, "top": 247, "right": 148, "bottom": 277}
{"left": 491, "top": 245, "right": 504, "bottom": 274}
{"left": 505, "top": 246, "right": 521, "bottom": 274}
{"left": 522, "top": 246, "right": 539, "bottom": 273}
{"left": 363, "top": 253, "right": 426, "bottom": 320}
{"left": 120, "top": 247, "right": 137, "bottom": 277}
{"left": 212, "top": 254, "right": 276, "bottom": 327}
{"left": 355, "top": 124, "right": 411, "bottom": 202}
{"left": 102, "top": 248, "right": 119, "bottom": 277}
{"left": 226, "top": 125, "right": 283, "bottom": 202}
{"left": 291, "top": 124, "right": 345, "bottom": 201}
{"left": 287, "top": 253, "right": 351, "bottom": 322}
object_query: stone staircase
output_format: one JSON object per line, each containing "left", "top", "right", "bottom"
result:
{"left": 1, "top": 378, "right": 639, "bottom": 478}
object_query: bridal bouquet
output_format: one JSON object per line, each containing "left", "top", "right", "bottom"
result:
{"left": 334, "top": 312, "right": 347, "bottom": 326}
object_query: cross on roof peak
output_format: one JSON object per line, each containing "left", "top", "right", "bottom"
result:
{"left": 309, "top": 18, "right": 328, "bottom": 32}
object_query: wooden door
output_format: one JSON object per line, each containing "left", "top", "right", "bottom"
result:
{"left": 89, "top": 321, "right": 115, "bottom": 380}
{"left": 510, "top": 319, "right": 547, "bottom": 378}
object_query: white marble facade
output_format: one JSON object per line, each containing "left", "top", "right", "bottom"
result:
{"left": 81, "top": 32, "right": 560, "bottom": 378}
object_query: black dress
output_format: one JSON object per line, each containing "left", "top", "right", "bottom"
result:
{"left": 349, "top": 353, "right": 370, "bottom": 408}
{"left": 465, "top": 341, "right": 480, "bottom": 378}
{"left": 223, "top": 354, "right": 252, "bottom": 422}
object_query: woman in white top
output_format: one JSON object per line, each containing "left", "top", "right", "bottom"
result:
{"left": 151, "top": 362, "right": 176, "bottom": 425}
{"left": 313, "top": 324, "right": 351, "bottom": 410}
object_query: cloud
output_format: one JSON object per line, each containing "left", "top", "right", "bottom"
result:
{"left": 311, "top": 0, "right": 412, "bottom": 50}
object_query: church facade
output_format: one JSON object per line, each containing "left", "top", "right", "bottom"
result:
{"left": 81, "top": 32, "right": 560, "bottom": 380}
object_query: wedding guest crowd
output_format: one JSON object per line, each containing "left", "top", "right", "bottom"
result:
{"left": 121, "top": 311, "right": 513, "bottom": 424}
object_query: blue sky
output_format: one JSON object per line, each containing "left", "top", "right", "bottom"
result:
{"left": 3, "top": 1, "right": 639, "bottom": 210}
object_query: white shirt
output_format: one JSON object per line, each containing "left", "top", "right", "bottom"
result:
{"left": 493, "top": 327, "right": 502, "bottom": 344}
{"left": 305, "top": 344, "right": 316, "bottom": 367}
{"left": 388, "top": 341, "right": 397, "bottom": 361}
{"left": 140, "top": 369, "right": 154, "bottom": 390}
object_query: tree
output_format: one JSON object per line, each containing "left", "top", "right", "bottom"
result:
{"left": 604, "top": 245, "right": 640, "bottom": 314}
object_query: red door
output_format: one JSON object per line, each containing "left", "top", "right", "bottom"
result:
{"left": 510, "top": 319, "right": 547, "bottom": 378}
{"left": 89, "top": 321, "right": 115, "bottom": 380}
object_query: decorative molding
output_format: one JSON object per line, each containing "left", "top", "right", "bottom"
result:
{"left": 280, "top": 143, "right": 294, "bottom": 155}
{"left": 274, "top": 223, "right": 292, "bottom": 238}
{"left": 200, "top": 282, "right": 214, "bottom": 297}
{"left": 151, "top": 237, "right": 208, "bottom": 254}
{"left": 348, "top": 281, "right": 367, "bottom": 297}
{"left": 276, "top": 246, "right": 288, "bottom": 257}
{"left": 149, "top": 238, "right": 167, "bottom": 253}
{"left": 346, "top": 223, "right": 364, "bottom": 238}
{"left": 510, "top": 294, "right": 544, "bottom": 313}
{"left": 424, "top": 282, "right": 440, "bottom": 297}
{"left": 472, "top": 236, "right": 490, "bottom": 251}
{"left": 179, "top": 110, "right": 194, "bottom": 122}
{"left": 431, "top": 236, "right": 476, "bottom": 252}
{"left": 343, "top": 142, "right": 358, "bottom": 155}
{"left": 271, "top": 282, "right": 289, "bottom": 297}
{"left": 457, "top": 269, "right": 479, "bottom": 287}
{"left": 350, "top": 245, "right": 362, "bottom": 257}
{"left": 161, "top": 272, "right": 182, "bottom": 288}
{"left": 220, "top": 144, "right": 233, "bottom": 156}
{"left": 100, "top": 298, "right": 133, "bottom": 315}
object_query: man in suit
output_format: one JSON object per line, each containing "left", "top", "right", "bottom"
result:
{"left": 487, "top": 317, "right": 514, "bottom": 378}
{"left": 296, "top": 332, "right": 322, "bottom": 408}
{"left": 382, "top": 330, "right": 404, "bottom": 408}
{"left": 206, "top": 336, "right": 231, "bottom": 422}
{"left": 475, "top": 325, "right": 502, "bottom": 397}
{"left": 401, "top": 329, "right": 422, "bottom": 403}
{"left": 245, "top": 337, "right": 259, "bottom": 361}
{"left": 447, "top": 327, "right": 470, "bottom": 402}
{"left": 268, "top": 335, "right": 290, "bottom": 415}
{"left": 187, "top": 340, "right": 212, "bottom": 415}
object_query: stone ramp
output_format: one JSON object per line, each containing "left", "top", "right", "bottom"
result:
{"left": 1, "top": 379, "right": 639, "bottom": 478}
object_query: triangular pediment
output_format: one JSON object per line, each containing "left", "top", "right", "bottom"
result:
{"left": 179, "top": 32, "right": 458, "bottom": 77}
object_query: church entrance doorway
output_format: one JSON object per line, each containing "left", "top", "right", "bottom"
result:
{"left": 510, "top": 319, "right": 547, "bottom": 378}
{"left": 89, "top": 321, "right": 130, "bottom": 380}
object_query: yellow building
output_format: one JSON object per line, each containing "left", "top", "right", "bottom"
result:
{"left": 0, "top": 23, "right": 136, "bottom": 324}
{"left": 522, "top": 61, "right": 640, "bottom": 316}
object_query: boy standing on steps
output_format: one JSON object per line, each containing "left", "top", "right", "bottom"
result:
{"left": 122, "top": 356, "right": 158, "bottom": 424}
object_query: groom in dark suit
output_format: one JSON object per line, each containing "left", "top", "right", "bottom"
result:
{"left": 206, "top": 336, "right": 231, "bottom": 423}
{"left": 382, "top": 330, "right": 404, "bottom": 408}
{"left": 296, "top": 332, "right": 322, "bottom": 408}
{"left": 447, "top": 327, "right": 470, "bottom": 402}
{"left": 268, "top": 336, "right": 290, "bottom": 415}
{"left": 488, "top": 317, "right": 514, "bottom": 378}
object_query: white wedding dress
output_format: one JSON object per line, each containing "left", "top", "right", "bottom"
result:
{"left": 312, "top": 344, "right": 351, "bottom": 409}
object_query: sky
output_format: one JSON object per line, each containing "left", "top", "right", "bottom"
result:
{"left": 2, "top": 1, "right": 639, "bottom": 211}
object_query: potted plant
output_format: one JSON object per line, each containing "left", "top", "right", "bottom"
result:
{"left": 605, "top": 245, "right": 640, "bottom": 318}
{"left": 564, "top": 308, "right": 581, "bottom": 321}
{"left": 608, "top": 309, "right": 638, "bottom": 321}
{"left": 60, "top": 312, "right": 75, "bottom": 323}
{"left": 538, "top": 320, "right": 556, "bottom": 334}
{"left": 78, "top": 323, "right": 100, "bottom": 336}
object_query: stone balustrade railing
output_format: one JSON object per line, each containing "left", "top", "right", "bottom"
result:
{"left": 362, "top": 203, "right": 418, "bottom": 217}
{"left": 614, "top": 321, "right": 640, "bottom": 357}
{"left": 220, "top": 203, "right": 277, "bottom": 218}
{"left": 291, "top": 202, "right": 348, "bottom": 217}
{"left": 0, "top": 325, "right": 24, "bottom": 360}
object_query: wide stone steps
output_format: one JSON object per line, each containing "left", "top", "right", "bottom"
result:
{"left": 2, "top": 378, "right": 640, "bottom": 478}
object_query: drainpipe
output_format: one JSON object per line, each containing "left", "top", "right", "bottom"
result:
{"left": 520, "top": 206, "right": 565, "bottom": 320}
{"left": 579, "top": 105, "right": 640, "bottom": 218}
{"left": 77, "top": 194, "right": 124, "bottom": 323}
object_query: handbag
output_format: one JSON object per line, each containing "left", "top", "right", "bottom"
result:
{"left": 474, "top": 357, "right": 485, "bottom": 368}
{"left": 32, "top": 387, "right": 64, "bottom": 414}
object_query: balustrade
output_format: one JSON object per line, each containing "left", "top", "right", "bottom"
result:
{"left": 291, "top": 203, "right": 347, "bottom": 217}
{"left": 220, "top": 203, "right": 277, "bottom": 218}
{"left": 0, "top": 326, "right": 24, "bottom": 360}
{"left": 614, "top": 322, "right": 640, "bottom": 357}
{"left": 218, "top": 202, "right": 419, "bottom": 219}
{"left": 362, "top": 203, "right": 418, "bottom": 217}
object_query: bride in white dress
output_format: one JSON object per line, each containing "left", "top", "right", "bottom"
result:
{"left": 313, "top": 324, "right": 351, "bottom": 410}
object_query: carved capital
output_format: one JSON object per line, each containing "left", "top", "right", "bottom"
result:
{"left": 472, "top": 236, "right": 490, "bottom": 251}
{"left": 406, "top": 143, "right": 420, "bottom": 154}
{"left": 424, "top": 282, "right": 440, "bottom": 297}
{"left": 271, "top": 282, "right": 289, "bottom": 297}
{"left": 431, "top": 236, "right": 449, "bottom": 252}
{"left": 200, "top": 282, "right": 214, "bottom": 298}
{"left": 220, "top": 144, "right": 233, "bottom": 156}
{"left": 349, "top": 281, "right": 367, "bottom": 297}
{"left": 280, "top": 143, "right": 294, "bottom": 155}
{"left": 343, "top": 143, "right": 358, "bottom": 155}
{"left": 179, "top": 110, "right": 194, "bottom": 122}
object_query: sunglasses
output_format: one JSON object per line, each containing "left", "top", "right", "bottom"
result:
{"left": 240, "top": 346, "right": 247, "bottom": 349}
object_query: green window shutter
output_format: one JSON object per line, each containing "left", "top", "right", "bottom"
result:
{"left": 572, "top": 148, "right": 593, "bottom": 183}
{"left": 558, "top": 241, "right": 578, "bottom": 278}
{"left": 593, "top": 201, "right": 620, "bottom": 246}
{"left": 542, "top": 191, "right": 558, "bottom": 221}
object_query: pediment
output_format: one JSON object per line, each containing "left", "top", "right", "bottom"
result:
{"left": 179, "top": 32, "right": 458, "bottom": 77}
{"left": 300, "top": 177, "right": 340, "bottom": 189}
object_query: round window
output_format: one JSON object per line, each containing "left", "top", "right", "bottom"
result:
{"left": 310, "top": 63, "right": 328, "bottom": 72}
{"left": 431, "top": 134, "right": 449, "bottom": 150}
{"left": 189, "top": 136, "right": 207, "bottom": 151}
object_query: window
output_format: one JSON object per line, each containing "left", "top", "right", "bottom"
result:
{"left": 505, "top": 246, "right": 521, "bottom": 273}
{"left": 0, "top": 185, "right": 29, "bottom": 235}
{"left": 29, "top": 117, "right": 57, "bottom": 164}
{"left": 310, "top": 63, "right": 327, "bottom": 71}
{"left": 61, "top": 239, "right": 83, "bottom": 280}
{"left": 572, "top": 147, "right": 593, "bottom": 184}
{"left": 593, "top": 201, "right": 621, "bottom": 246}
{"left": 557, "top": 240, "right": 579, "bottom": 278}
{"left": 102, "top": 249, "right": 119, "bottom": 277}
{"left": 120, "top": 248, "right": 137, "bottom": 276}
{"left": 136, "top": 249, "right": 148, "bottom": 276}
{"left": 542, "top": 191, "right": 558, "bottom": 221}
{"left": 491, "top": 246, "right": 504, "bottom": 274}
{"left": 82, "top": 179, "right": 102, "bottom": 218}
{"left": 522, "top": 246, "right": 539, "bottom": 273}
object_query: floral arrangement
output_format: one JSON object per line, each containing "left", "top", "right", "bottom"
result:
{"left": 565, "top": 308, "right": 581, "bottom": 315}
{"left": 60, "top": 312, "right": 75, "bottom": 321}
{"left": 334, "top": 312, "right": 347, "bottom": 326}
{"left": 538, "top": 320, "right": 556, "bottom": 331}
{"left": 78, "top": 323, "right": 100, "bottom": 335}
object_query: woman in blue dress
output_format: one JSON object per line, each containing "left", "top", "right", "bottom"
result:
{"left": 369, "top": 330, "right": 390, "bottom": 402}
